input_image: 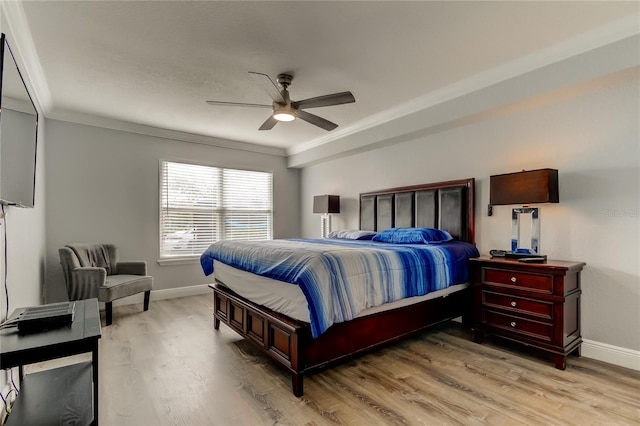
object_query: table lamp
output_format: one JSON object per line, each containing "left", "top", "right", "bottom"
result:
{"left": 313, "top": 195, "right": 340, "bottom": 238}
{"left": 489, "top": 169, "right": 559, "bottom": 255}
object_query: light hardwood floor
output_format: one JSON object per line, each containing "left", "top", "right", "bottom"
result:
{"left": 28, "top": 295, "right": 640, "bottom": 425}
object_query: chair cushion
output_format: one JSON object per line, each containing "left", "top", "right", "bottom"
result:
{"left": 99, "top": 275, "right": 153, "bottom": 302}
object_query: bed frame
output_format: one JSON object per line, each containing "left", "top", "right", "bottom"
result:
{"left": 209, "top": 178, "right": 475, "bottom": 396}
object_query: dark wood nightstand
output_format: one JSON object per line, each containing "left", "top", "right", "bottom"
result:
{"left": 470, "top": 256, "right": 585, "bottom": 369}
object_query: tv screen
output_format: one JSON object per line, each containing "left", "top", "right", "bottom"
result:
{"left": 0, "top": 33, "right": 38, "bottom": 208}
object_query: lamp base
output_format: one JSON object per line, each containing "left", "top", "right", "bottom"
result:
{"left": 320, "top": 214, "right": 332, "bottom": 238}
{"left": 511, "top": 207, "right": 540, "bottom": 254}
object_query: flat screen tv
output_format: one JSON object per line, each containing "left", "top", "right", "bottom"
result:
{"left": 0, "top": 33, "right": 38, "bottom": 208}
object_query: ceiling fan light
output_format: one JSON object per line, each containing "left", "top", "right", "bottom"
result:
{"left": 273, "top": 111, "right": 295, "bottom": 122}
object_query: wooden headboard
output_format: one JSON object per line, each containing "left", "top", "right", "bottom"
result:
{"left": 359, "top": 178, "right": 475, "bottom": 244}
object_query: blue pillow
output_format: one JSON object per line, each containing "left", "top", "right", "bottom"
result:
{"left": 372, "top": 227, "right": 453, "bottom": 244}
{"left": 328, "top": 229, "right": 377, "bottom": 240}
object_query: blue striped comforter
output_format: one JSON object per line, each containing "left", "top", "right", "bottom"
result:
{"left": 200, "top": 238, "right": 479, "bottom": 338}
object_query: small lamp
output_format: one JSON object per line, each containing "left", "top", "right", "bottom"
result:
{"left": 489, "top": 169, "right": 559, "bottom": 254}
{"left": 313, "top": 195, "right": 340, "bottom": 238}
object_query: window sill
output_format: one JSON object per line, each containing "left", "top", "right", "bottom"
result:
{"left": 157, "top": 257, "right": 200, "bottom": 266}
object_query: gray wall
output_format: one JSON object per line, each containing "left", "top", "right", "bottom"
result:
{"left": 300, "top": 73, "right": 639, "bottom": 354}
{"left": 44, "top": 119, "right": 300, "bottom": 302}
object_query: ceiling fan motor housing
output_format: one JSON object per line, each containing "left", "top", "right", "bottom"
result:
{"left": 272, "top": 90, "right": 295, "bottom": 121}
{"left": 277, "top": 73, "right": 294, "bottom": 89}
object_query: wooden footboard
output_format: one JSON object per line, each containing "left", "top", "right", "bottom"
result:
{"left": 211, "top": 281, "right": 308, "bottom": 396}
{"left": 210, "top": 280, "right": 472, "bottom": 397}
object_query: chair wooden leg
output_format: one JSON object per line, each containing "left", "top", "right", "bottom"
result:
{"left": 105, "top": 301, "right": 113, "bottom": 326}
{"left": 143, "top": 291, "right": 151, "bottom": 311}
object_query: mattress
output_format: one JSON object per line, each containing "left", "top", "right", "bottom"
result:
{"left": 213, "top": 259, "right": 469, "bottom": 323}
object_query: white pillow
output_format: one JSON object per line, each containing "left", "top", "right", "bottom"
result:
{"left": 327, "top": 229, "right": 377, "bottom": 240}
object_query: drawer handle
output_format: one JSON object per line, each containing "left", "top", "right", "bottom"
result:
{"left": 510, "top": 321, "right": 517, "bottom": 328}
{"left": 510, "top": 276, "right": 517, "bottom": 283}
{"left": 510, "top": 301, "right": 517, "bottom": 307}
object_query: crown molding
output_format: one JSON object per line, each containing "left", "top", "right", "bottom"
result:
{"left": 0, "top": 0, "right": 52, "bottom": 113}
{"left": 47, "top": 109, "right": 287, "bottom": 157}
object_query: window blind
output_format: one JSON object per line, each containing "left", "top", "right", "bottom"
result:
{"left": 160, "top": 161, "right": 273, "bottom": 258}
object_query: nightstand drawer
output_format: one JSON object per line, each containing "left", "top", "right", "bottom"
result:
{"left": 484, "top": 310, "right": 552, "bottom": 342}
{"left": 484, "top": 268, "right": 553, "bottom": 293}
{"left": 483, "top": 291, "right": 553, "bottom": 320}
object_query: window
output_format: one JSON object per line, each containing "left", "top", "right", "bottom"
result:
{"left": 160, "top": 161, "right": 273, "bottom": 258}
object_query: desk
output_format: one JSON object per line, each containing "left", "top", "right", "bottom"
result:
{"left": 0, "top": 299, "right": 102, "bottom": 425}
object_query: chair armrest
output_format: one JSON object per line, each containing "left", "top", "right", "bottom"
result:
{"left": 69, "top": 267, "right": 106, "bottom": 299}
{"left": 116, "top": 261, "right": 147, "bottom": 276}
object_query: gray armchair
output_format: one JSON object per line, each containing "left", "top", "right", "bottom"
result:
{"left": 59, "top": 243, "right": 153, "bottom": 325}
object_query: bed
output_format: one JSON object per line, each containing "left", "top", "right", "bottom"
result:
{"left": 202, "top": 178, "right": 476, "bottom": 396}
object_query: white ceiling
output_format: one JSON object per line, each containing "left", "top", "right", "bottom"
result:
{"left": 9, "top": 1, "right": 640, "bottom": 154}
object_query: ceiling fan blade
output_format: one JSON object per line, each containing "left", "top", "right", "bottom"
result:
{"left": 296, "top": 110, "right": 338, "bottom": 131}
{"left": 258, "top": 115, "right": 278, "bottom": 131}
{"left": 248, "top": 71, "right": 285, "bottom": 104}
{"left": 206, "top": 100, "right": 271, "bottom": 108}
{"left": 293, "top": 91, "right": 355, "bottom": 109}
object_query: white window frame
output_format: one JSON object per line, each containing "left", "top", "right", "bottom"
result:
{"left": 159, "top": 159, "right": 273, "bottom": 261}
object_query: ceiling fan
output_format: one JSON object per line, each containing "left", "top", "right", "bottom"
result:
{"left": 206, "top": 72, "right": 355, "bottom": 131}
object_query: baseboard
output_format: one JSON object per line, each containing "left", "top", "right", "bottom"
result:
{"left": 582, "top": 339, "right": 640, "bottom": 371}
{"left": 148, "top": 284, "right": 212, "bottom": 301}
{"left": 109, "top": 284, "right": 211, "bottom": 307}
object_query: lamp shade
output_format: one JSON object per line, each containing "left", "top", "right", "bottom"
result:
{"left": 313, "top": 195, "right": 340, "bottom": 214}
{"left": 490, "top": 169, "right": 559, "bottom": 205}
